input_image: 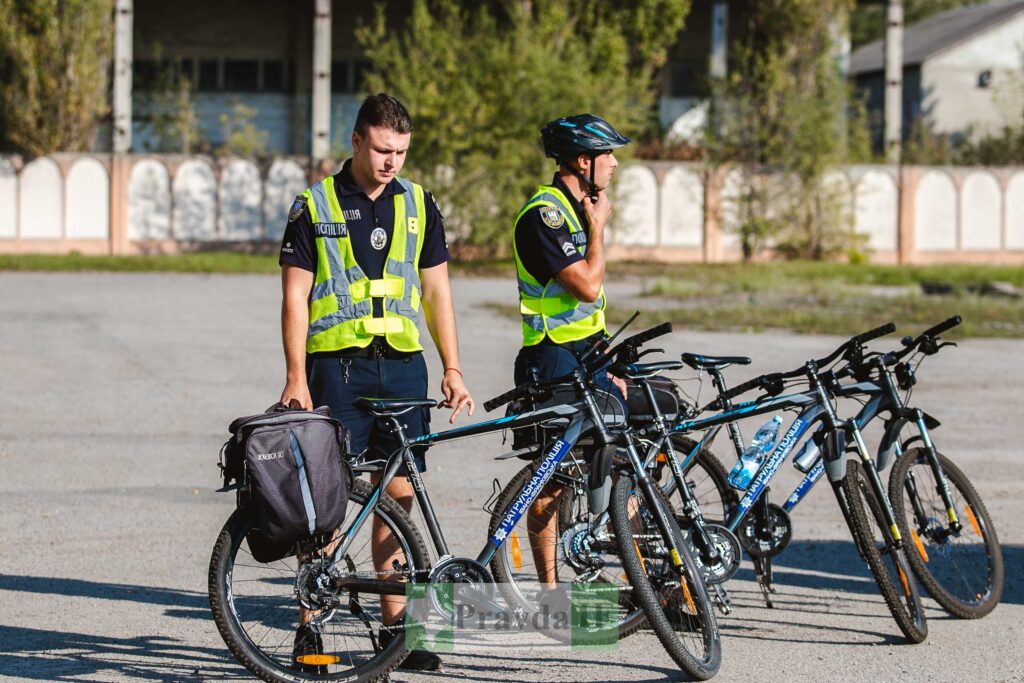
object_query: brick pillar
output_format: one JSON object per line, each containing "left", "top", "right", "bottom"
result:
{"left": 109, "top": 155, "right": 131, "bottom": 255}
{"left": 703, "top": 167, "right": 726, "bottom": 263}
{"left": 897, "top": 165, "right": 917, "bottom": 265}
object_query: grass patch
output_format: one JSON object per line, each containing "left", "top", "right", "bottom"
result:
{"left": 0, "top": 252, "right": 280, "bottom": 273}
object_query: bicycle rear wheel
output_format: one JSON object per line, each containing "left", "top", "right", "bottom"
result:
{"left": 209, "top": 478, "right": 430, "bottom": 682}
{"left": 657, "top": 436, "right": 736, "bottom": 525}
{"left": 610, "top": 474, "right": 721, "bottom": 680}
{"left": 889, "top": 448, "right": 1003, "bottom": 618}
{"left": 489, "top": 460, "right": 647, "bottom": 644}
{"left": 840, "top": 459, "right": 928, "bottom": 643}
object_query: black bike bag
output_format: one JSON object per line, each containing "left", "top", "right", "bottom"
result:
{"left": 220, "top": 405, "right": 352, "bottom": 562}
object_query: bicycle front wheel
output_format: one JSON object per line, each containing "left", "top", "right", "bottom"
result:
{"left": 658, "top": 435, "right": 736, "bottom": 525}
{"left": 889, "top": 448, "right": 1003, "bottom": 618}
{"left": 841, "top": 459, "right": 928, "bottom": 643}
{"left": 610, "top": 474, "right": 721, "bottom": 680}
{"left": 489, "top": 460, "right": 647, "bottom": 644}
{"left": 209, "top": 478, "right": 430, "bottom": 682}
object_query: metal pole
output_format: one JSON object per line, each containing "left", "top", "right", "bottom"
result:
{"left": 710, "top": 1, "right": 728, "bottom": 80}
{"left": 884, "top": 0, "right": 904, "bottom": 164}
{"left": 112, "top": 0, "right": 133, "bottom": 154}
{"left": 311, "top": 0, "right": 332, "bottom": 160}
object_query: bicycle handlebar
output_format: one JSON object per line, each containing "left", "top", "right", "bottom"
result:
{"left": 482, "top": 322, "right": 674, "bottom": 413}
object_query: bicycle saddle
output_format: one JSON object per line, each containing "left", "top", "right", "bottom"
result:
{"left": 617, "top": 361, "right": 684, "bottom": 379}
{"left": 354, "top": 397, "right": 439, "bottom": 414}
{"left": 680, "top": 352, "right": 752, "bottom": 371}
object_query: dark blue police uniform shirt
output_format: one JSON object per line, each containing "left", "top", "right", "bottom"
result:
{"left": 514, "top": 175, "right": 588, "bottom": 285}
{"left": 279, "top": 159, "right": 450, "bottom": 282}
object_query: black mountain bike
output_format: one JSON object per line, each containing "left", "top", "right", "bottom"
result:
{"left": 209, "top": 322, "right": 720, "bottom": 682}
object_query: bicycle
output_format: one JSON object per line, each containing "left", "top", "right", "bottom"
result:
{"left": 209, "top": 321, "right": 720, "bottom": 681}
{"left": 652, "top": 323, "right": 928, "bottom": 643}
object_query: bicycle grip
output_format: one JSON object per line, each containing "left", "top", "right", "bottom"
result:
{"left": 922, "top": 315, "right": 961, "bottom": 339}
{"left": 483, "top": 387, "right": 520, "bottom": 413}
{"left": 718, "top": 374, "right": 767, "bottom": 405}
{"left": 622, "top": 322, "right": 673, "bottom": 349}
{"left": 852, "top": 321, "right": 896, "bottom": 346}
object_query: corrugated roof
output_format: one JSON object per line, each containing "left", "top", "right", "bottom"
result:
{"left": 850, "top": 0, "right": 1024, "bottom": 74}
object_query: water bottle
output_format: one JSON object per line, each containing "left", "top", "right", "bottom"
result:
{"left": 727, "top": 415, "right": 784, "bottom": 490}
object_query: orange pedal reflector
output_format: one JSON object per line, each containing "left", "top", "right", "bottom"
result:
{"left": 296, "top": 654, "right": 340, "bottom": 666}
{"left": 965, "top": 504, "right": 982, "bottom": 537}
{"left": 511, "top": 532, "right": 522, "bottom": 570}
{"left": 657, "top": 452, "right": 668, "bottom": 464}
{"left": 911, "top": 529, "right": 929, "bottom": 563}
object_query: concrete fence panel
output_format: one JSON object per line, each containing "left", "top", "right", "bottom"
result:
{"left": 611, "top": 164, "right": 658, "bottom": 246}
{"left": 173, "top": 159, "right": 217, "bottom": 240}
{"left": 19, "top": 157, "right": 63, "bottom": 239}
{"left": 65, "top": 157, "right": 110, "bottom": 240}
{"left": 264, "top": 159, "right": 308, "bottom": 241}
{"left": 0, "top": 159, "right": 16, "bottom": 239}
{"left": 128, "top": 158, "right": 172, "bottom": 240}
{"left": 959, "top": 171, "right": 1002, "bottom": 250}
{"left": 1006, "top": 172, "right": 1024, "bottom": 250}
{"left": 853, "top": 168, "right": 899, "bottom": 252}
{"left": 660, "top": 165, "right": 704, "bottom": 247}
{"left": 219, "top": 159, "right": 263, "bottom": 240}
{"left": 915, "top": 170, "right": 958, "bottom": 251}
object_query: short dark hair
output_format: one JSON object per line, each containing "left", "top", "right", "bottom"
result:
{"left": 354, "top": 93, "right": 414, "bottom": 137}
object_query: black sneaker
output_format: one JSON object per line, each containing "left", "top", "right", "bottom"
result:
{"left": 378, "top": 626, "right": 443, "bottom": 672}
{"left": 292, "top": 624, "right": 328, "bottom": 674}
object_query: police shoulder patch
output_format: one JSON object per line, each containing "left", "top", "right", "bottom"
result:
{"left": 539, "top": 206, "right": 565, "bottom": 229}
{"left": 288, "top": 195, "right": 308, "bottom": 223}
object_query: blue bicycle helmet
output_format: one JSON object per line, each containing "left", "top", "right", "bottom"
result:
{"left": 541, "top": 114, "right": 630, "bottom": 164}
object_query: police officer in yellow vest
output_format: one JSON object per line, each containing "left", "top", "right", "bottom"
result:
{"left": 513, "top": 114, "right": 630, "bottom": 588}
{"left": 279, "top": 93, "right": 472, "bottom": 672}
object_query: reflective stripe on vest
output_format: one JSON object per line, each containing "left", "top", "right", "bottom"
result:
{"left": 513, "top": 184, "right": 606, "bottom": 346}
{"left": 303, "top": 176, "right": 427, "bottom": 353}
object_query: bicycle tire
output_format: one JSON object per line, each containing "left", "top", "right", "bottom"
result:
{"left": 488, "top": 460, "right": 647, "bottom": 644}
{"left": 888, "top": 448, "right": 1003, "bottom": 618}
{"left": 840, "top": 459, "right": 928, "bottom": 643}
{"left": 209, "top": 478, "right": 430, "bottom": 682}
{"left": 658, "top": 436, "right": 737, "bottom": 525}
{"left": 610, "top": 474, "right": 721, "bottom": 680}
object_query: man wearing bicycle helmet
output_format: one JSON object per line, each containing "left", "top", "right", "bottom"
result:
{"left": 513, "top": 114, "right": 629, "bottom": 590}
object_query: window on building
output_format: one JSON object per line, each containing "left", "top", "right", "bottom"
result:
{"left": 224, "top": 59, "right": 260, "bottom": 92}
{"left": 353, "top": 60, "right": 373, "bottom": 93}
{"left": 331, "top": 59, "right": 350, "bottom": 93}
{"left": 263, "top": 60, "right": 286, "bottom": 92}
{"left": 132, "top": 60, "right": 164, "bottom": 91}
{"left": 670, "top": 61, "right": 707, "bottom": 98}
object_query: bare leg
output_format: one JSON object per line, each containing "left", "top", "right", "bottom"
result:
{"left": 527, "top": 482, "right": 564, "bottom": 588}
{"left": 372, "top": 471, "right": 415, "bottom": 626}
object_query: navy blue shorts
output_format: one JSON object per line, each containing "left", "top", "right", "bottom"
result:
{"left": 306, "top": 352, "right": 430, "bottom": 473}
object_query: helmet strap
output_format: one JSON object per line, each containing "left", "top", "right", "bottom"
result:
{"left": 564, "top": 155, "right": 599, "bottom": 203}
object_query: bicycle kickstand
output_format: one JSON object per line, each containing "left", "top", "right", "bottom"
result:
{"left": 750, "top": 555, "right": 776, "bottom": 609}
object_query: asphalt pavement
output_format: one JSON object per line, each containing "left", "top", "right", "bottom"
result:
{"left": 0, "top": 272, "right": 1021, "bottom": 682}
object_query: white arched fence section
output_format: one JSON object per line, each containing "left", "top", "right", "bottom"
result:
{"left": 173, "top": 159, "right": 217, "bottom": 240}
{"left": 959, "top": 171, "right": 1002, "bottom": 250}
{"left": 66, "top": 157, "right": 110, "bottom": 240}
{"left": 0, "top": 159, "right": 16, "bottom": 239}
{"left": 264, "top": 159, "right": 308, "bottom": 241}
{"left": 915, "top": 171, "right": 958, "bottom": 251}
{"left": 1007, "top": 172, "right": 1024, "bottom": 250}
{"left": 219, "top": 159, "right": 264, "bottom": 240}
{"left": 660, "top": 165, "right": 704, "bottom": 247}
{"left": 611, "top": 164, "right": 658, "bottom": 246}
{"left": 19, "top": 157, "right": 64, "bottom": 239}
{"left": 128, "top": 158, "right": 172, "bottom": 240}
{"left": 853, "top": 168, "right": 899, "bottom": 252}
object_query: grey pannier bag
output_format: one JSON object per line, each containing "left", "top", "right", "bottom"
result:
{"left": 222, "top": 405, "right": 352, "bottom": 563}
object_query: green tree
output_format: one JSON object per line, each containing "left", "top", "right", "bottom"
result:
{"left": 707, "top": 0, "right": 868, "bottom": 261}
{"left": 141, "top": 52, "right": 204, "bottom": 154}
{"left": 356, "top": 0, "right": 689, "bottom": 253}
{"left": 0, "top": 0, "right": 113, "bottom": 156}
